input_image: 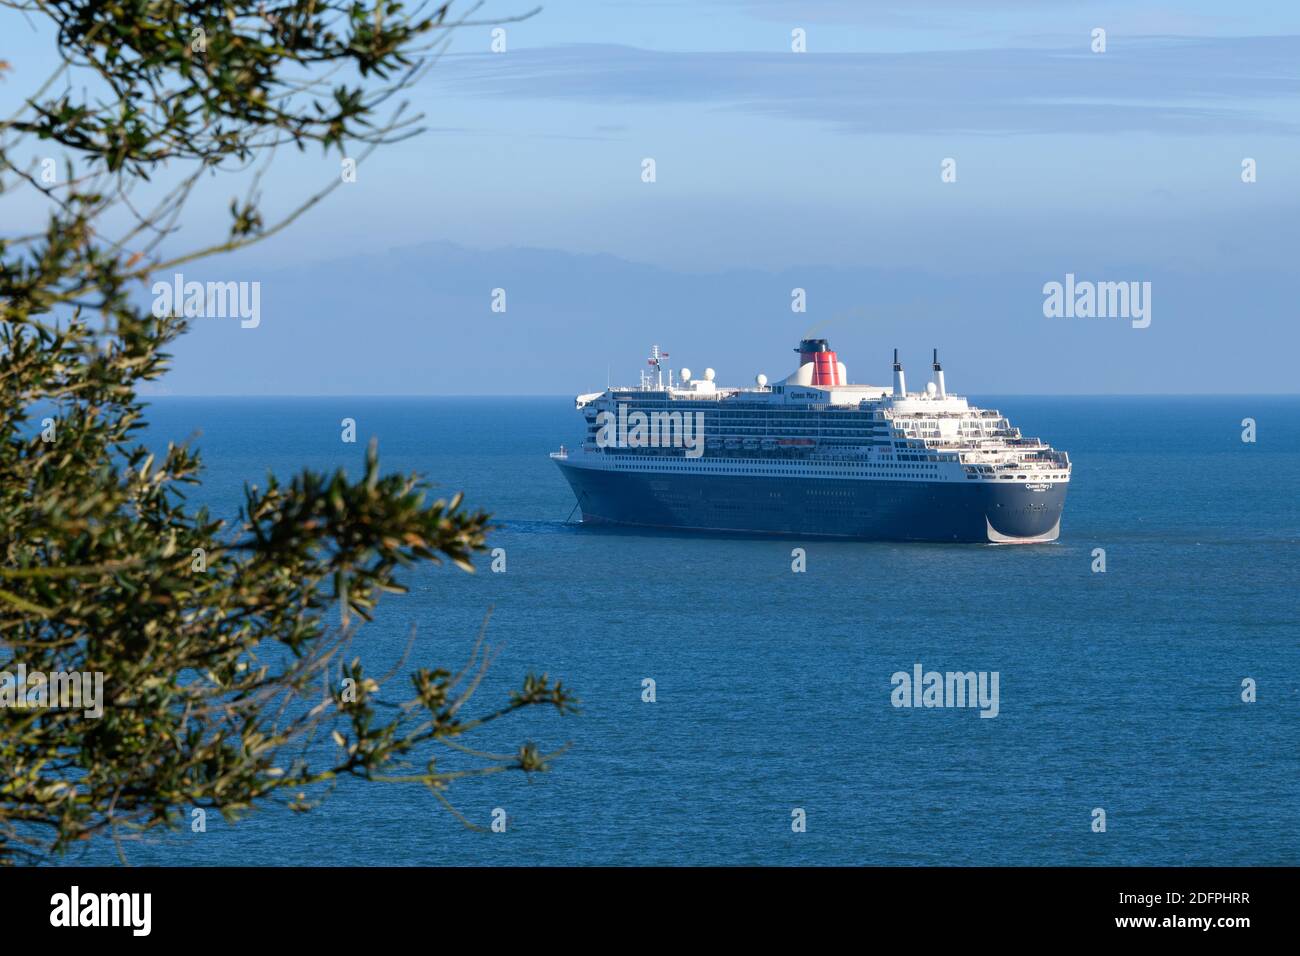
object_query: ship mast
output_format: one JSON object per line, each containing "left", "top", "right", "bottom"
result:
{"left": 648, "top": 344, "right": 670, "bottom": 389}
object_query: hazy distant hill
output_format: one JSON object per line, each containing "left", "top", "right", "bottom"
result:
{"left": 151, "top": 239, "right": 1290, "bottom": 395}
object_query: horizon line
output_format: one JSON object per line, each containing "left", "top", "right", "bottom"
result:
{"left": 137, "top": 392, "right": 1300, "bottom": 399}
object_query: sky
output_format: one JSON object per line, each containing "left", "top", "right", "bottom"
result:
{"left": 2, "top": 0, "right": 1299, "bottom": 393}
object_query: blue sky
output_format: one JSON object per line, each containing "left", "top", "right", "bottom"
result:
{"left": 2, "top": 1, "right": 1299, "bottom": 392}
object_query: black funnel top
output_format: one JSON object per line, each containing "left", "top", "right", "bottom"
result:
{"left": 796, "top": 338, "right": 831, "bottom": 353}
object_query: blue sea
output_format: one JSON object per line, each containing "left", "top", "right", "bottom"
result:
{"left": 71, "top": 396, "right": 1300, "bottom": 866}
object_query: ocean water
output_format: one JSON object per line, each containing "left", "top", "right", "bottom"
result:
{"left": 69, "top": 395, "right": 1300, "bottom": 866}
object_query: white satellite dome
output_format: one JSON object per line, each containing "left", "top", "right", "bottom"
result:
{"left": 704, "top": 368, "right": 716, "bottom": 381}
{"left": 926, "top": 381, "right": 938, "bottom": 396}
{"left": 680, "top": 367, "right": 692, "bottom": 382}
{"left": 756, "top": 373, "right": 768, "bottom": 387}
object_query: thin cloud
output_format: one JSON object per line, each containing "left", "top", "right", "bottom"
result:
{"left": 434, "top": 37, "right": 1300, "bottom": 135}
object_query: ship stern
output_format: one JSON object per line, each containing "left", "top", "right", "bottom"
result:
{"left": 982, "top": 480, "right": 1068, "bottom": 544}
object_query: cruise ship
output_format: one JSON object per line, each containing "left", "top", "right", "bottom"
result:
{"left": 550, "top": 339, "right": 1070, "bottom": 543}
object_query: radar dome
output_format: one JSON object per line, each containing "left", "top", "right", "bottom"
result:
{"left": 704, "top": 368, "right": 716, "bottom": 381}
{"left": 680, "top": 367, "right": 692, "bottom": 382}
{"left": 756, "top": 373, "right": 768, "bottom": 387}
{"left": 926, "top": 381, "right": 938, "bottom": 396}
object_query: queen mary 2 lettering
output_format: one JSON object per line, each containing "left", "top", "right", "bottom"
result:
{"left": 550, "top": 339, "right": 1071, "bottom": 543}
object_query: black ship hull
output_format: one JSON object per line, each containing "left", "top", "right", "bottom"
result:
{"left": 555, "top": 461, "right": 1066, "bottom": 543}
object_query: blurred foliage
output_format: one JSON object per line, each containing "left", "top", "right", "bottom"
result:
{"left": 0, "top": 1, "right": 571, "bottom": 865}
